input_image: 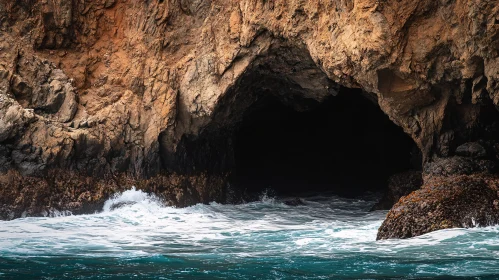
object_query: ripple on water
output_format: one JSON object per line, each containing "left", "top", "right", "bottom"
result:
{"left": 1, "top": 188, "right": 499, "bottom": 279}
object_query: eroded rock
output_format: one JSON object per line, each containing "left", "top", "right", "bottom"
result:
{"left": 0, "top": 170, "right": 228, "bottom": 220}
{"left": 377, "top": 175, "right": 499, "bottom": 240}
{"left": 0, "top": 1, "right": 498, "bottom": 239}
{"left": 424, "top": 156, "right": 496, "bottom": 177}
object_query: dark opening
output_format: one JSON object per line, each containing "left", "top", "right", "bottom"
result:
{"left": 233, "top": 88, "right": 417, "bottom": 196}
{"left": 160, "top": 43, "right": 421, "bottom": 201}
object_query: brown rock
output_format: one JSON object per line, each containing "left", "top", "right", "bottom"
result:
{"left": 377, "top": 175, "right": 499, "bottom": 240}
{"left": 0, "top": 1, "right": 499, "bottom": 238}
{"left": 0, "top": 169, "right": 227, "bottom": 220}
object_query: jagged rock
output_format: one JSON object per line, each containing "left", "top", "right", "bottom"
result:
{"left": 2, "top": 0, "right": 498, "bottom": 178}
{"left": 0, "top": 1, "right": 499, "bottom": 238}
{"left": 0, "top": 96, "right": 35, "bottom": 142}
{"left": 424, "top": 156, "right": 496, "bottom": 177}
{"left": 0, "top": 170, "right": 227, "bottom": 220}
{"left": 377, "top": 175, "right": 499, "bottom": 240}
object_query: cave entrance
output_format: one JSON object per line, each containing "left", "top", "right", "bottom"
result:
{"left": 232, "top": 87, "right": 417, "bottom": 197}
{"left": 163, "top": 41, "right": 419, "bottom": 200}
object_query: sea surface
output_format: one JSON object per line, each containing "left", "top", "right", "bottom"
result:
{"left": 1, "top": 187, "right": 499, "bottom": 279}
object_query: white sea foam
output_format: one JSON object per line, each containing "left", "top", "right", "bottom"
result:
{"left": 102, "top": 186, "right": 162, "bottom": 212}
{"left": 0, "top": 186, "right": 499, "bottom": 272}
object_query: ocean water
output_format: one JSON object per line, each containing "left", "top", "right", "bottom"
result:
{"left": 1, "top": 188, "right": 499, "bottom": 279}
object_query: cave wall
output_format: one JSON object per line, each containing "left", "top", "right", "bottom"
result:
{"left": 1, "top": 0, "right": 499, "bottom": 223}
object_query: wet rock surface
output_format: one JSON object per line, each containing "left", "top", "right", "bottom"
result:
{"left": 424, "top": 156, "right": 496, "bottom": 177}
{"left": 0, "top": 170, "right": 227, "bottom": 220}
{"left": 284, "top": 198, "right": 306, "bottom": 206}
{"left": 377, "top": 175, "right": 499, "bottom": 240}
{"left": 108, "top": 201, "right": 137, "bottom": 211}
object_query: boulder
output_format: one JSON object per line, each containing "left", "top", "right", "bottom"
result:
{"left": 377, "top": 175, "right": 499, "bottom": 239}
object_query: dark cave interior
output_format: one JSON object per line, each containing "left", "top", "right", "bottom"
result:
{"left": 163, "top": 44, "right": 422, "bottom": 199}
{"left": 232, "top": 88, "right": 419, "bottom": 197}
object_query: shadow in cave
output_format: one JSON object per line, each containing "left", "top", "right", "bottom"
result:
{"left": 160, "top": 42, "right": 421, "bottom": 203}
{"left": 233, "top": 88, "right": 418, "bottom": 198}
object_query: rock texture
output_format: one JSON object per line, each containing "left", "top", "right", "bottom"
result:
{"left": 377, "top": 174, "right": 499, "bottom": 240}
{"left": 0, "top": 170, "right": 226, "bottom": 220}
{"left": 1, "top": 0, "right": 499, "bottom": 237}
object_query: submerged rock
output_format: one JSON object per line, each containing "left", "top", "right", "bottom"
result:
{"left": 109, "top": 201, "right": 137, "bottom": 211}
{"left": 284, "top": 198, "right": 306, "bottom": 206}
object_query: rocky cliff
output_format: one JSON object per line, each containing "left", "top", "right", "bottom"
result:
{"left": 1, "top": 0, "right": 499, "bottom": 238}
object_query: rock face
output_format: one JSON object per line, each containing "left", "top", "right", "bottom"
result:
{"left": 0, "top": 169, "right": 226, "bottom": 220}
{"left": 1, "top": 1, "right": 499, "bottom": 237}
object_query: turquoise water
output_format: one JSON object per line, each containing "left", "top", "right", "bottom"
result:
{"left": 1, "top": 188, "right": 499, "bottom": 279}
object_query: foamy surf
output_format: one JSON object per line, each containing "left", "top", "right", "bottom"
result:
{"left": 1, "top": 187, "right": 499, "bottom": 278}
{"left": 102, "top": 186, "right": 164, "bottom": 212}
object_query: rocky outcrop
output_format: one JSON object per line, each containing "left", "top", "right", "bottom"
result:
{"left": 378, "top": 141, "right": 499, "bottom": 239}
{"left": 0, "top": 170, "right": 227, "bottom": 220}
{"left": 377, "top": 174, "right": 499, "bottom": 240}
{"left": 1, "top": 0, "right": 499, "bottom": 237}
